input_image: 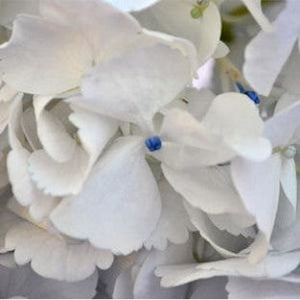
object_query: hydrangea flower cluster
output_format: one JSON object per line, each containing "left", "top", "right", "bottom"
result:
{"left": 0, "top": 0, "right": 299, "bottom": 298}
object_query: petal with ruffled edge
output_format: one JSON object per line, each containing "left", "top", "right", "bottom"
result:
{"left": 33, "top": 96, "right": 76, "bottom": 162}
{"left": 243, "top": 0, "right": 300, "bottom": 96}
{"left": 135, "top": 0, "right": 221, "bottom": 66}
{"left": 7, "top": 148, "right": 59, "bottom": 216}
{"left": 0, "top": 0, "right": 142, "bottom": 95}
{"left": 144, "top": 178, "right": 194, "bottom": 251}
{"left": 50, "top": 136, "right": 161, "bottom": 255}
{"left": 28, "top": 103, "right": 118, "bottom": 197}
{"left": 5, "top": 221, "right": 113, "bottom": 282}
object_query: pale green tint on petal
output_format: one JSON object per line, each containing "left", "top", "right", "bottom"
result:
{"left": 134, "top": 0, "right": 221, "bottom": 66}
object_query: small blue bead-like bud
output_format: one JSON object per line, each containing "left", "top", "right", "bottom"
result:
{"left": 145, "top": 136, "right": 162, "bottom": 152}
{"left": 235, "top": 82, "right": 261, "bottom": 104}
{"left": 235, "top": 82, "right": 246, "bottom": 93}
{"left": 244, "top": 90, "right": 261, "bottom": 104}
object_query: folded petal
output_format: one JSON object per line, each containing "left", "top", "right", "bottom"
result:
{"left": 50, "top": 136, "right": 161, "bottom": 255}
{"left": 184, "top": 202, "right": 250, "bottom": 258}
{"left": 33, "top": 96, "right": 76, "bottom": 162}
{"left": 156, "top": 251, "right": 300, "bottom": 287}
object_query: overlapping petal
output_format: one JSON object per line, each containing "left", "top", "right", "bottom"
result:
{"left": 50, "top": 136, "right": 161, "bottom": 255}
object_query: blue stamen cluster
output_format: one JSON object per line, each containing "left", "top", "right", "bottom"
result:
{"left": 145, "top": 136, "right": 162, "bottom": 152}
{"left": 235, "top": 82, "right": 261, "bottom": 104}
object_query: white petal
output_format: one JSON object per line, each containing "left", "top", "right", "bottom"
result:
{"left": 280, "top": 157, "right": 297, "bottom": 214}
{"left": 5, "top": 221, "right": 113, "bottom": 281}
{"left": 163, "top": 164, "right": 248, "bottom": 215}
{"left": 227, "top": 276, "right": 300, "bottom": 299}
{"left": 144, "top": 178, "right": 193, "bottom": 250}
{"left": 33, "top": 96, "right": 76, "bottom": 163}
{"left": 0, "top": 0, "right": 142, "bottom": 94}
{"left": 134, "top": 241, "right": 194, "bottom": 298}
{"left": 0, "top": 15, "right": 91, "bottom": 94}
{"left": 28, "top": 146, "right": 89, "bottom": 197}
{"left": 202, "top": 92, "right": 271, "bottom": 161}
{"left": 79, "top": 44, "right": 193, "bottom": 129}
{"left": 231, "top": 154, "right": 282, "bottom": 262}
{"left": 104, "top": 0, "right": 159, "bottom": 11}
{"left": 0, "top": 264, "right": 98, "bottom": 298}
{"left": 69, "top": 104, "right": 119, "bottom": 162}
{"left": 272, "top": 193, "right": 300, "bottom": 252}
{"left": 244, "top": 0, "right": 300, "bottom": 96}
{"left": 7, "top": 148, "right": 57, "bottom": 209}
{"left": 241, "top": 0, "right": 272, "bottom": 32}
{"left": 213, "top": 41, "right": 230, "bottom": 58}
{"left": 185, "top": 87, "right": 215, "bottom": 121}
{"left": 0, "top": 202, "right": 21, "bottom": 252}
{"left": 156, "top": 251, "right": 300, "bottom": 287}
{"left": 135, "top": 0, "right": 221, "bottom": 66}
{"left": 184, "top": 202, "right": 250, "bottom": 258}
{"left": 264, "top": 100, "right": 300, "bottom": 147}
{"left": 154, "top": 108, "right": 235, "bottom": 168}
{"left": 50, "top": 136, "right": 161, "bottom": 255}
{"left": 29, "top": 103, "right": 118, "bottom": 197}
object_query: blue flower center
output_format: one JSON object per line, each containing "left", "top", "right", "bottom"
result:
{"left": 145, "top": 136, "right": 162, "bottom": 152}
{"left": 235, "top": 82, "right": 261, "bottom": 104}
